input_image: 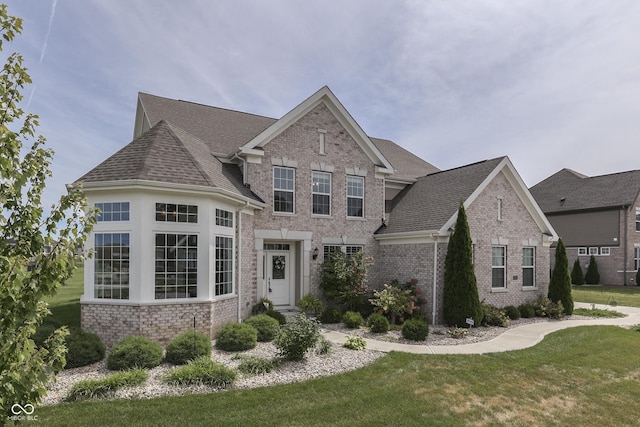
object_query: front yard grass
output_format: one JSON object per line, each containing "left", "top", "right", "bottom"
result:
{"left": 572, "top": 285, "right": 640, "bottom": 308}
{"left": 46, "top": 265, "right": 84, "bottom": 328}
{"left": 36, "top": 325, "right": 640, "bottom": 427}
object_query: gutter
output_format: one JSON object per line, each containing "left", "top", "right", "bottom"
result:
{"left": 432, "top": 235, "right": 438, "bottom": 325}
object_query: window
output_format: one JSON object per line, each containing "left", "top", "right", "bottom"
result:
{"left": 273, "top": 167, "right": 295, "bottom": 213}
{"left": 94, "top": 233, "right": 130, "bottom": 299}
{"left": 215, "top": 236, "right": 233, "bottom": 296}
{"left": 312, "top": 171, "right": 331, "bottom": 215}
{"left": 522, "top": 247, "right": 535, "bottom": 287}
{"left": 578, "top": 247, "right": 587, "bottom": 256}
{"left": 156, "top": 203, "right": 198, "bottom": 223}
{"left": 635, "top": 247, "right": 640, "bottom": 271}
{"left": 346, "top": 176, "right": 364, "bottom": 217}
{"left": 600, "top": 247, "right": 610, "bottom": 256}
{"left": 497, "top": 198, "right": 503, "bottom": 221}
{"left": 492, "top": 246, "right": 506, "bottom": 288}
{"left": 264, "top": 243, "right": 290, "bottom": 251}
{"left": 215, "top": 209, "right": 233, "bottom": 228}
{"left": 95, "top": 202, "right": 129, "bottom": 222}
{"left": 636, "top": 209, "right": 640, "bottom": 231}
{"left": 155, "top": 234, "right": 198, "bottom": 299}
{"left": 589, "top": 247, "right": 599, "bottom": 256}
{"left": 323, "top": 245, "right": 363, "bottom": 260}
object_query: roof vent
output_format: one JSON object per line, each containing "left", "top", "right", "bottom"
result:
{"left": 560, "top": 197, "right": 566, "bottom": 202}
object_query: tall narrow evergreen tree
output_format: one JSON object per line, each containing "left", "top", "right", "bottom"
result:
{"left": 584, "top": 255, "right": 600, "bottom": 285}
{"left": 443, "top": 202, "right": 483, "bottom": 326}
{"left": 571, "top": 258, "right": 585, "bottom": 285}
{"left": 548, "top": 239, "right": 573, "bottom": 314}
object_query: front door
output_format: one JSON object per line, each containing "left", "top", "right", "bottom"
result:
{"left": 266, "top": 251, "right": 291, "bottom": 306}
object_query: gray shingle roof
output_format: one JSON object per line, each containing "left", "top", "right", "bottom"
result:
{"left": 77, "top": 120, "right": 262, "bottom": 202}
{"left": 139, "top": 92, "right": 436, "bottom": 180}
{"left": 530, "top": 168, "right": 640, "bottom": 213}
{"left": 377, "top": 157, "right": 505, "bottom": 234}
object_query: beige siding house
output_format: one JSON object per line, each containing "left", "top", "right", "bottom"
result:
{"left": 76, "top": 87, "right": 556, "bottom": 345}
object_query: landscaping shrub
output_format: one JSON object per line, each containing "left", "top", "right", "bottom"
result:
{"left": 343, "top": 335, "right": 367, "bottom": 351}
{"left": 367, "top": 313, "right": 390, "bottom": 333}
{"left": 504, "top": 305, "right": 521, "bottom": 321}
{"left": 165, "top": 331, "right": 212, "bottom": 365}
{"left": 244, "top": 314, "right": 280, "bottom": 342}
{"left": 533, "top": 297, "right": 565, "bottom": 319}
{"left": 251, "top": 298, "right": 274, "bottom": 315}
{"left": 585, "top": 255, "right": 600, "bottom": 285}
{"left": 316, "top": 337, "right": 332, "bottom": 355}
{"left": 401, "top": 319, "right": 429, "bottom": 341}
{"left": 106, "top": 336, "right": 163, "bottom": 371}
{"left": 65, "top": 328, "right": 106, "bottom": 369}
{"left": 164, "top": 356, "right": 236, "bottom": 388}
{"left": 369, "top": 279, "right": 425, "bottom": 324}
{"left": 66, "top": 369, "right": 148, "bottom": 402}
{"left": 481, "top": 304, "right": 510, "bottom": 327}
{"left": 548, "top": 238, "right": 574, "bottom": 315}
{"left": 636, "top": 269, "right": 640, "bottom": 287}
{"left": 342, "top": 311, "right": 364, "bottom": 329}
{"left": 233, "top": 354, "right": 279, "bottom": 375}
{"left": 320, "top": 307, "right": 343, "bottom": 324}
{"left": 273, "top": 313, "right": 320, "bottom": 361}
{"left": 33, "top": 319, "right": 61, "bottom": 348}
{"left": 215, "top": 322, "right": 257, "bottom": 351}
{"left": 320, "top": 250, "right": 371, "bottom": 310}
{"left": 571, "top": 258, "right": 585, "bottom": 285}
{"left": 266, "top": 309, "right": 287, "bottom": 325}
{"left": 518, "top": 303, "right": 536, "bottom": 318}
{"left": 296, "top": 294, "right": 323, "bottom": 316}
{"left": 447, "top": 327, "right": 468, "bottom": 339}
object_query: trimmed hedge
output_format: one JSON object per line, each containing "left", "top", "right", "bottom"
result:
{"left": 320, "top": 307, "right": 343, "bottom": 324}
{"left": 165, "top": 331, "right": 212, "bottom": 365}
{"left": 244, "top": 315, "right": 280, "bottom": 342}
{"left": 107, "top": 336, "right": 163, "bottom": 371}
{"left": 65, "top": 328, "right": 106, "bottom": 369}
{"left": 401, "top": 319, "right": 428, "bottom": 341}
{"left": 215, "top": 322, "right": 257, "bottom": 351}
{"left": 367, "top": 313, "right": 390, "bottom": 333}
{"left": 342, "top": 311, "right": 364, "bottom": 329}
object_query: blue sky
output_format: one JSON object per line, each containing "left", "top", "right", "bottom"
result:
{"left": 5, "top": 0, "right": 640, "bottom": 211}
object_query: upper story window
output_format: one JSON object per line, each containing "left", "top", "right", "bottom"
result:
{"left": 492, "top": 246, "right": 506, "bottom": 288}
{"left": 522, "top": 247, "right": 535, "bottom": 287}
{"left": 94, "top": 233, "right": 130, "bottom": 299}
{"left": 273, "top": 167, "right": 295, "bottom": 213}
{"left": 636, "top": 209, "right": 640, "bottom": 231}
{"left": 312, "top": 171, "right": 331, "bottom": 215}
{"left": 156, "top": 203, "right": 198, "bottom": 223}
{"left": 95, "top": 202, "right": 130, "bottom": 222}
{"left": 578, "top": 247, "right": 587, "bottom": 256}
{"left": 216, "top": 209, "right": 234, "bottom": 228}
{"left": 589, "top": 247, "right": 599, "bottom": 256}
{"left": 497, "top": 197, "right": 503, "bottom": 221}
{"left": 346, "top": 176, "right": 364, "bottom": 218}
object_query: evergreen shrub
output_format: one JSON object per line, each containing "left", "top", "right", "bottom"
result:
{"left": 504, "top": 306, "right": 521, "bottom": 321}
{"left": 401, "top": 319, "right": 429, "bottom": 341}
{"left": 571, "top": 258, "right": 585, "bottom": 285}
{"left": 320, "top": 307, "right": 343, "bottom": 324}
{"left": 165, "top": 331, "right": 212, "bottom": 365}
{"left": 65, "top": 328, "right": 106, "bottom": 369}
{"left": 367, "top": 313, "right": 390, "bottom": 333}
{"left": 244, "top": 315, "right": 280, "bottom": 342}
{"left": 106, "top": 336, "right": 163, "bottom": 371}
{"left": 342, "top": 311, "right": 364, "bottom": 329}
{"left": 215, "top": 323, "right": 257, "bottom": 352}
{"left": 266, "top": 309, "right": 287, "bottom": 325}
{"left": 584, "top": 255, "right": 600, "bottom": 285}
{"left": 518, "top": 303, "right": 536, "bottom": 318}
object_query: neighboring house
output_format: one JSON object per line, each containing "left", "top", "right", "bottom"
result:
{"left": 76, "top": 86, "right": 556, "bottom": 345}
{"left": 530, "top": 168, "right": 640, "bottom": 285}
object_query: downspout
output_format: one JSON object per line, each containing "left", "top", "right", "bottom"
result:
{"left": 624, "top": 206, "right": 629, "bottom": 286}
{"left": 432, "top": 235, "right": 438, "bottom": 325}
{"left": 237, "top": 201, "right": 249, "bottom": 322}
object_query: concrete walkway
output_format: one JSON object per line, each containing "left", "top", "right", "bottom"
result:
{"left": 322, "top": 302, "right": 640, "bottom": 355}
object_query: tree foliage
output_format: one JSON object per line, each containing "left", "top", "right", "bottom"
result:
{"left": 319, "top": 250, "right": 371, "bottom": 311}
{"left": 584, "top": 255, "right": 600, "bottom": 285}
{"left": 571, "top": 258, "right": 585, "bottom": 285}
{"left": 443, "top": 202, "right": 483, "bottom": 326}
{"left": 548, "top": 239, "right": 573, "bottom": 315}
{"left": 0, "top": 4, "right": 95, "bottom": 418}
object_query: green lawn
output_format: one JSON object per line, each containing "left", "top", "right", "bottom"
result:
{"left": 36, "top": 326, "right": 640, "bottom": 427}
{"left": 45, "top": 265, "right": 84, "bottom": 328}
{"left": 572, "top": 285, "right": 640, "bottom": 308}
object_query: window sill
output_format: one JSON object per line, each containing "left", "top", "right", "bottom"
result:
{"left": 347, "top": 216, "right": 366, "bottom": 221}
{"left": 521, "top": 286, "right": 538, "bottom": 291}
{"left": 272, "top": 212, "right": 297, "bottom": 217}
{"left": 311, "top": 214, "right": 332, "bottom": 219}
{"left": 490, "top": 287, "right": 508, "bottom": 293}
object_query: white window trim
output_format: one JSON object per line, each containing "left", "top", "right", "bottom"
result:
{"left": 346, "top": 175, "right": 365, "bottom": 218}
{"left": 636, "top": 208, "right": 640, "bottom": 232}
{"left": 522, "top": 247, "right": 536, "bottom": 288}
{"left": 312, "top": 171, "right": 331, "bottom": 216}
{"left": 497, "top": 197, "right": 503, "bottom": 221}
{"left": 599, "top": 247, "right": 610, "bottom": 256}
{"left": 589, "top": 247, "right": 599, "bottom": 256}
{"left": 492, "top": 246, "right": 507, "bottom": 289}
{"left": 578, "top": 247, "right": 588, "bottom": 256}
{"left": 634, "top": 247, "right": 640, "bottom": 270}
{"left": 214, "top": 235, "right": 234, "bottom": 297}
{"left": 273, "top": 166, "right": 295, "bottom": 214}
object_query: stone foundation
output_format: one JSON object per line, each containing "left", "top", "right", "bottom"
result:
{"left": 81, "top": 298, "right": 238, "bottom": 347}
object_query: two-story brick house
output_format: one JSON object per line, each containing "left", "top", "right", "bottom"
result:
{"left": 530, "top": 168, "right": 640, "bottom": 285}
{"left": 77, "top": 86, "right": 556, "bottom": 345}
